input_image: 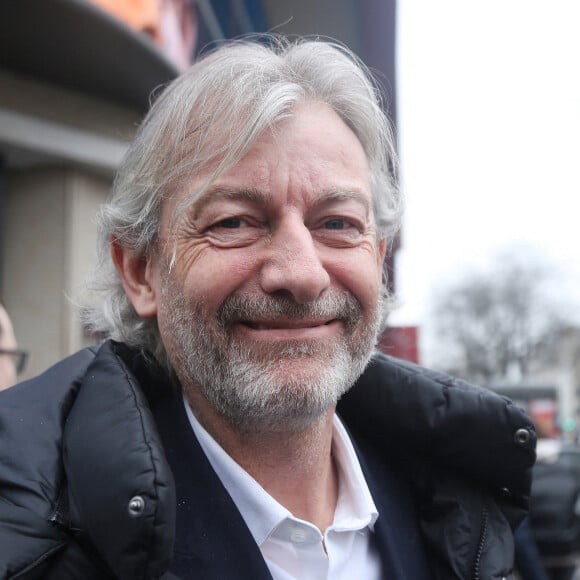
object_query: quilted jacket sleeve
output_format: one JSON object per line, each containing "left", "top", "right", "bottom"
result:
{"left": 0, "top": 348, "right": 103, "bottom": 579}
{"left": 62, "top": 341, "right": 176, "bottom": 579}
{"left": 0, "top": 342, "right": 176, "bottom": 580}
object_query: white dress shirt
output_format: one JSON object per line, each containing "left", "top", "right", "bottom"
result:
{"left": 184, "top": 400, "right": 382, "bottom": 579}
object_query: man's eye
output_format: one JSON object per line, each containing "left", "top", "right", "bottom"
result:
{"left": 215, "top": 217, "right": 244, "bottom": 229}
{"left": 324, "top": 218, "right": 350, "bottom": 230}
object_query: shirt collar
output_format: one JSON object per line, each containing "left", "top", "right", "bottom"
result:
{"left": 184, "top": 399, "right": 378, "bottom": 546}
{"left": 332, "top": 414, "right": 379, "bottom": 531}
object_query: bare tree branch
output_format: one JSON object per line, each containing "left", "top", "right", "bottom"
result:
{"left": 428, "top": 246, "right": 571, "bottom": 383}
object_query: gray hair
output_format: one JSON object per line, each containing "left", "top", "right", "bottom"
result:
{"left": 82, "top": 36, "right": 401, "bottom": 364}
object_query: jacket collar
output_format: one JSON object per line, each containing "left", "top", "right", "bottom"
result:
{"left": 338, "top": 352, "right": 536, "bottom": 502}
{"left": 149, "top": 383, "right": 273, "bottom": 579}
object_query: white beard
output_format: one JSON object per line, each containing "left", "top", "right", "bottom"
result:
{"left": 161, "top": 277, "right": 382, "bottom": 433}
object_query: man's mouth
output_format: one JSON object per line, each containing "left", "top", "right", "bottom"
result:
{"left": 216, "top": 292, "right": 362, "bottom": 337}
{"left": 241, "top": 319, "right": 335, "bottom": 331}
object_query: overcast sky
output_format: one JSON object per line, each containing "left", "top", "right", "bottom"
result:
{"left": 391, "top": 0, "right": 580, "bottom": 362}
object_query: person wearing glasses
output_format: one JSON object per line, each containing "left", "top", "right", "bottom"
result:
{"left": 0, "top": 37, "right": 536, "bottom": 579}
{"left": 0, "top": 302, "right": 27, "bottom": 390}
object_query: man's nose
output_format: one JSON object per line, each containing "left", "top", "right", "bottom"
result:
{"left": 259, "top": 219, "right": 330, "bottom": 303}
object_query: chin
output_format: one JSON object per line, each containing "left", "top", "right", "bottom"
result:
{"left": 222, "top": 398, "right": 335, "bottom": 434}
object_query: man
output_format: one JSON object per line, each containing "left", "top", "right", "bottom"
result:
{"left": 0, "top": 302, "right": 26, "bottom": 391}
{"left": 0, "top": 37, "right": 535, "bottom": 579}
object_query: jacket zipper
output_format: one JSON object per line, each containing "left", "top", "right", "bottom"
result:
{"left": 48, "top": 482, "right": 71, "bottom": 531}
{"left": 473, "top": 504, "right": 489, "bottom": 580}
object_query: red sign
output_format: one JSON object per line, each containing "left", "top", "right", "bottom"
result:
{"left": 377, "top": 326, "right": 419, "bottom": 363}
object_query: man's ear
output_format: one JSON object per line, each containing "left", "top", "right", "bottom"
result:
{"left": 111, "top": 238, "right": 158, "bottom": 318}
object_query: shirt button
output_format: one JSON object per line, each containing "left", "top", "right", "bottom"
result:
{"left": 290, "top": 528, "right": 309, "bottom": 543}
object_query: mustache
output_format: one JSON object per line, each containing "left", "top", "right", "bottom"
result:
{"left": 216, "top": 292, "right": 362, "bottom": 327}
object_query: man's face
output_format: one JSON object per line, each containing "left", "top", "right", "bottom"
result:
{"left": 135, "top": 102, "right": 386, "bottom": 431}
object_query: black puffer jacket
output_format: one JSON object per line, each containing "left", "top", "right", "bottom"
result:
{"left": 0, "top": 340, "right": 535, "bottom": 579}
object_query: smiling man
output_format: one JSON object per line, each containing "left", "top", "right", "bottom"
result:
{"left": 0, "top": 37, "right": 536, "bottom": 579}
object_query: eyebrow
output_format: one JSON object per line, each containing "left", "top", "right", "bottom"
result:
{"left": 312, "top": 189, "right": 371, "bottom": 215}
{"left": 192, "top": 186, "right": 270, "bottom": 218}
{"left": 192, "top": 185, "right": 371, "bottom": 217}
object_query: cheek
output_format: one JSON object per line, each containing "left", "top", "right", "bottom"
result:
{"left": 180, "top": 248, "right": 260, "bottom": 303}
{"left": 174, "top": 239, "right": 210, "bottom": 275}
{"left": 328, "top": 252, "right": 383, "bottom": 306}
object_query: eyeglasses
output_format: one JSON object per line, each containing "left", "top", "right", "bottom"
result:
{"left": 0, "top": 348, "right": 29, "bottom": 374}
